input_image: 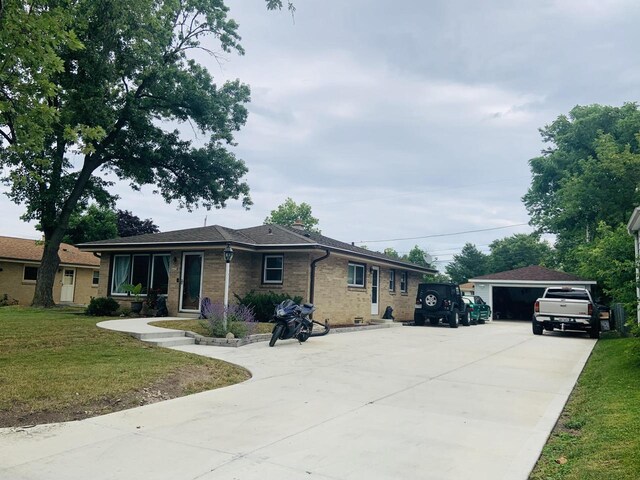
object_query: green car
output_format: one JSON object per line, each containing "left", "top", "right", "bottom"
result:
{"left": 462, "top": 296, "right": 491, "bottom": 324}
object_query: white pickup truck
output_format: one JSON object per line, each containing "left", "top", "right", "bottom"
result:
{"left": 532, "top": 287, "right": 610, "bottom": 338}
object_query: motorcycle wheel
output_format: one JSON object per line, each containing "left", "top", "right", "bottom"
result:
{"left": 269, "top": 324, "right": 284, "bottom": 347}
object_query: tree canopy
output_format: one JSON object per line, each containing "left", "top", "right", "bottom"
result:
{"left": 1, "top": 0, "right": 289, "bottom": 306}
{"left": 264, "top": 198, "right": 320, "bottom": 233}
{"left": 488, "top": 233, "right": 554, "bottom": 273}
{"left": 445, "top": 243, "right": 489, "bottom": 284}
{"left": 63, "top": 205, "right": 118, "bottom": 244}
{"left": 117, "top": 210, "right": 160, "bottom": 238}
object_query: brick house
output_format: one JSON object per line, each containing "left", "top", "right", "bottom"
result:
{"left": 78, "top": 224, "right": 436, "bottom": 324}
{"left": 0, "top": 236, "right": 100, "bottom": 305}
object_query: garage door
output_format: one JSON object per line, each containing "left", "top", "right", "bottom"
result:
{"left": 492, "top": 286, "right": 545, "bottom": 321}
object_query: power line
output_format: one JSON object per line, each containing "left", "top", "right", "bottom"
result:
{"left": 357, "top": 223, "right": 529, "bottom": 244}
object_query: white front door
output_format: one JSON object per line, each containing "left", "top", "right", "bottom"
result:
{"left": 60, "top": 268, "right": 75, "bottom": 302}
{"left": 179, "top": 252, "right": 203, "bottom": 312}
{"left": 371, "top": 266, "right": 379, "bottom": 315}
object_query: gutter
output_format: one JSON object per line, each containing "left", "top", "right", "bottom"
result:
{"left": 309, "top": 249, "right": 331, "bottom": 307}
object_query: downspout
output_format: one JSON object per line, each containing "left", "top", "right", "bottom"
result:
{"left": 309, "top": 249, "right": 330, "bottom": 308}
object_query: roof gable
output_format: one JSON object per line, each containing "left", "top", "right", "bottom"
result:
{"left": 0, "top": 236, "right": 99, "bottom": 267}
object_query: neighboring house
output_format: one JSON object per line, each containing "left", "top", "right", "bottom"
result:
{"left": 469, "top": 265, "right": 596, "bottom": 321}
{"left": 78, "top": 224, "right": 436, "bottom": 324}
{"left": 459, "top": 282, "right": 475, "bottom": 296}
{"left": 0, "top": 236, "right": 101, "bottom": 305}
{"left": 627, "top": 206, "right": 640, "bottom": 324}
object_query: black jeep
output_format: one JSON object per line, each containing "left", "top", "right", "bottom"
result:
{"left": 414, "top": 283, "right": 469, "bottom": 328}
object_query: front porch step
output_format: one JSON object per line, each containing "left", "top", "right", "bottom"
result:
{"left": 142, "top": 336, "right": 195, "bottom": 347}
{"left": 135, "top": 330, "right": 186, "bottom": 340}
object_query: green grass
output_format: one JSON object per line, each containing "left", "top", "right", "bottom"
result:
{"left": 0, "top": 306, "right": 250, "bottom": 426}
{"left": 530, "top": 335, "right": 640, "bottom": 479}
{"left": 149, "top": 319, "right": 274, "bottom": 336}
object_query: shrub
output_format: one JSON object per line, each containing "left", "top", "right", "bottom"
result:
{"left": 85, "top": 297, "right": 120, "bottom": 316}
{"left": 234, "top": 290, "right": 303, "bottom": 322}
{"left": 0, "top": 294, "right": 18, "bottom": 307}
{"left": 200, "top": 301, "right": 258, "bottom": 338}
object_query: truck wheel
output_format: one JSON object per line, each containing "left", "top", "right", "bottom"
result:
{"left": 589, "top": 321, "right": 600, "bottom": 339}
{"left": 429, "top": 318, "right": 439, "bottom": 326}
{"left": 414, "top": 312, "right": 425, "bottom": 326}
{"left": 532, "top": 320, "right": 543, "bottom": 335}
{"left": 449, "top": 310, "right": 459, "bottom": 328}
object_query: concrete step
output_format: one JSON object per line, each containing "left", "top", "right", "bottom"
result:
{"left": 136, "top": 330, "right": 187, "bottom": 340}
{"left": 143, "top": 336, "right": 196, "bottom": 347}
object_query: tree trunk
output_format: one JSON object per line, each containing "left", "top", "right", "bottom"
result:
{"left": 32, "top": 230, "right": 64, "bottom": 307}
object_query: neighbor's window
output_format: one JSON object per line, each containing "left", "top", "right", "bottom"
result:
{"left": 400, "top": 271, "right": 408, "bottom": 293}
{"left": 263, "top": 255, "right": 284, "bottom": 284}
{"left": 23, "top": 265, "right": 38, "bottom": 281}
{"left": 389, "top": 270, "right": 396, "bottom": 291}
{"left": 348, "top": 262, "right": 365, "bottom": 287}
{"left": 92, "top": 271, "right": 100, "bottom": 286}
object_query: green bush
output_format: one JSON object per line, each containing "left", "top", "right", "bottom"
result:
{"left": 234, "top": 290, "right": 303, "bottom": 322}
{"left": 0, "top": 294, "right": 18, "bottom": 307}
{"left": 85, "top": 297, "right": 120, "bottom": 316}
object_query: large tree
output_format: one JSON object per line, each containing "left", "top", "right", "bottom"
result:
{"left": 488, "top": 233, "right": 554, "bottom": 273}
{"left": 1, "top": 0, "right": 290, "bottom": 306}
{"left": 445, "top": 243, "right": 489, "bottom": 284}
{"left": 63, "top": 205, "right": 118, "bottom": 244}
{"left": 264, "top": 197, "right": 320, "bottom": 233}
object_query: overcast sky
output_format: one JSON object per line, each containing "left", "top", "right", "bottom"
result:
{"left": 3, "top": 0, "right": 640, "bottom": 269}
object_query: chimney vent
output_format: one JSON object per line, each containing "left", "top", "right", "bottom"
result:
{"left": 291, "top": 219, "right": 305, "bottom": 231}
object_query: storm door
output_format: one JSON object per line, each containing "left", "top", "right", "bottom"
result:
{"left": 371, "top": 266, "right": 379, "bottom": 315}
{"left": 180, "top": 252, "right": 203, "bottom": 312}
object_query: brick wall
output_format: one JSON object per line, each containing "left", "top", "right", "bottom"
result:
{"left": 0, "top": 261, "right": 97, "bottom": 305}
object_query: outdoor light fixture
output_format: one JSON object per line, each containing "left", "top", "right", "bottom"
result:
{"left": 223, "top": 243, "right": 234, "bottom": 263}
{"left": 223, "top": 243, "right": 234, "bottom": 329}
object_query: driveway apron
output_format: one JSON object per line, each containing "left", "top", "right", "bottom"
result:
{"left": 0, "top": 322, "right": 595, "bottom": 480}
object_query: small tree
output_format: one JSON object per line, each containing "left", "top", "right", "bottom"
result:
{"left": 264, "top": 198, "right": 320, "bottom": 233}
{"left": 117, "top": 210, "right": 160, "bottom": 237}
{"left": 446, "top": 243, "right": 489, "bottom": 284}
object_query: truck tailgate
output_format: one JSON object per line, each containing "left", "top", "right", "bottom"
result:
{"left": 538, "top": 298, "right": 590, "bottom": 317}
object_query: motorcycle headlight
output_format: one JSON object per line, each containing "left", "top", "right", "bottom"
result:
{"left": 276, "top": 308, "right": 286, "bottom": 317}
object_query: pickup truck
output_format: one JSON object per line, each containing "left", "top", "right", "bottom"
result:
{"left": 532, "top": 287, "right": 610, "bottom": 338}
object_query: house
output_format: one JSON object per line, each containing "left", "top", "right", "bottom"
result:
{"left": 627, "top": 206, "right": 640, "bottom": 324}
{"left": 78, "top": 224, "right": 436, "bottom": 324}
{"left": 0, "top": 236, "right": 101, "bottom": 305}
{"left": 469, "top": 265, "right": 596, "bottom": 321}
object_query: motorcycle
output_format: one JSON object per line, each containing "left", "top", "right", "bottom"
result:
{"left": 269, "top": 299, "right": 330, "bottom": 347}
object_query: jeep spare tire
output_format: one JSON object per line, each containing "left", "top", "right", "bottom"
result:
{"left": 422, "top": 290, "right": 440, "bottom": 310}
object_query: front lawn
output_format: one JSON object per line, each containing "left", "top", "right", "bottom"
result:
{"left": 0, "top": 306, "right": 250, "bottom": 427}
{"left": 529, "top": 335, "right": 640, "bottom": 479}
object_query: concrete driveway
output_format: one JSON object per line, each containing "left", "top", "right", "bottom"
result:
{"left": 0, "top": 321, "right": 595, "bottom": 480}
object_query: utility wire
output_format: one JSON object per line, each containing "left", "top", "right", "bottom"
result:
{"left": 357, "top": 223, "right": 529, "bottom": 244}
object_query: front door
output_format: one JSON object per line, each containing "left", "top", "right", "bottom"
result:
{"left": 180, "top": 252, "right": 203, "bottom": 312}
{"left": 371, "top": 266, "right": 379, "bottom": 315}
{"left": 60, "top": 268, "right": 75, "bottom": 302}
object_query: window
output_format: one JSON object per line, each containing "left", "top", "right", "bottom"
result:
{"left": 400, "top": 271, "right": 408, "bottom": 293}
{"left": 23, "top": 265, "right": 38, "bottom": 281}
{"left": 389, "top": 270, "right": 396, "bottom": 291}
{"left": 92, "top": 271, "right": 100, "bottom": 286}
{"left": 111, "top": 253, "right": 170, "bottom": 295}
{"left": 263, "top": 255, "right": 284, "bottom": 284}
{"left": 348, "top": 262, "right": 365, "bottom": 287}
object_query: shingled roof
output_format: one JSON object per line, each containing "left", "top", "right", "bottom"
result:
{"left": 78, "top": 224, "right": 435, "bottom": 273}
{"left": 0, "top": 236, "right": 100, "bottom": 267}
{"left": 470, "top": 265, "right": 590, "bottom": 282}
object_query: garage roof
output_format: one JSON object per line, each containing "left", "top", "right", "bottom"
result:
{"left": 470, "top": 265, "right": 595, "bottom": 284}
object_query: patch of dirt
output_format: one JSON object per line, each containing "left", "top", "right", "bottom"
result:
{"left": 0, "top": 365, "right": 249, "bottom": 428}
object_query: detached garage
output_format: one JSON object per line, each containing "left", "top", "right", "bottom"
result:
{"left": 469, "top": 266, "right": 596, "bottom": 321}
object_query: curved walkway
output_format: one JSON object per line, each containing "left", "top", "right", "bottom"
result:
{"left": 0, "top": 320, "right": 595, "bottom": 480}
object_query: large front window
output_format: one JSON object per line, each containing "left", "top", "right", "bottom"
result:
{"left": 111, "top": 253, "right": 170, "bottom": 295}
{"left": 348, "top": 262, "right": 365, "bottom": 287}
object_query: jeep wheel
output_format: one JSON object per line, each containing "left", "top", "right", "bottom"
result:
{"left": 449, "top": 310, "right": 459, "bottom": 328}
{"left": 422, "top": 290, "right": 440, "bottom": 310}
{"left": 532, "top": 320, "right": 543, "bottom": 335}
{"left": 429, "top": 318, "right": 440, "bottom": 326}
{"left": 414, "top": 311, "right": 425, "bottom": 326}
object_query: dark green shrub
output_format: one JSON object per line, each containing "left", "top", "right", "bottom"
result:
{"left": 234, "top": 290, "right": 303, "bottom": 322}
{"left": 85, "top": 297, "right": 120, "bottom": 316}
{"left": 0, "top": 294, "right": 18, "bottom": 307}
